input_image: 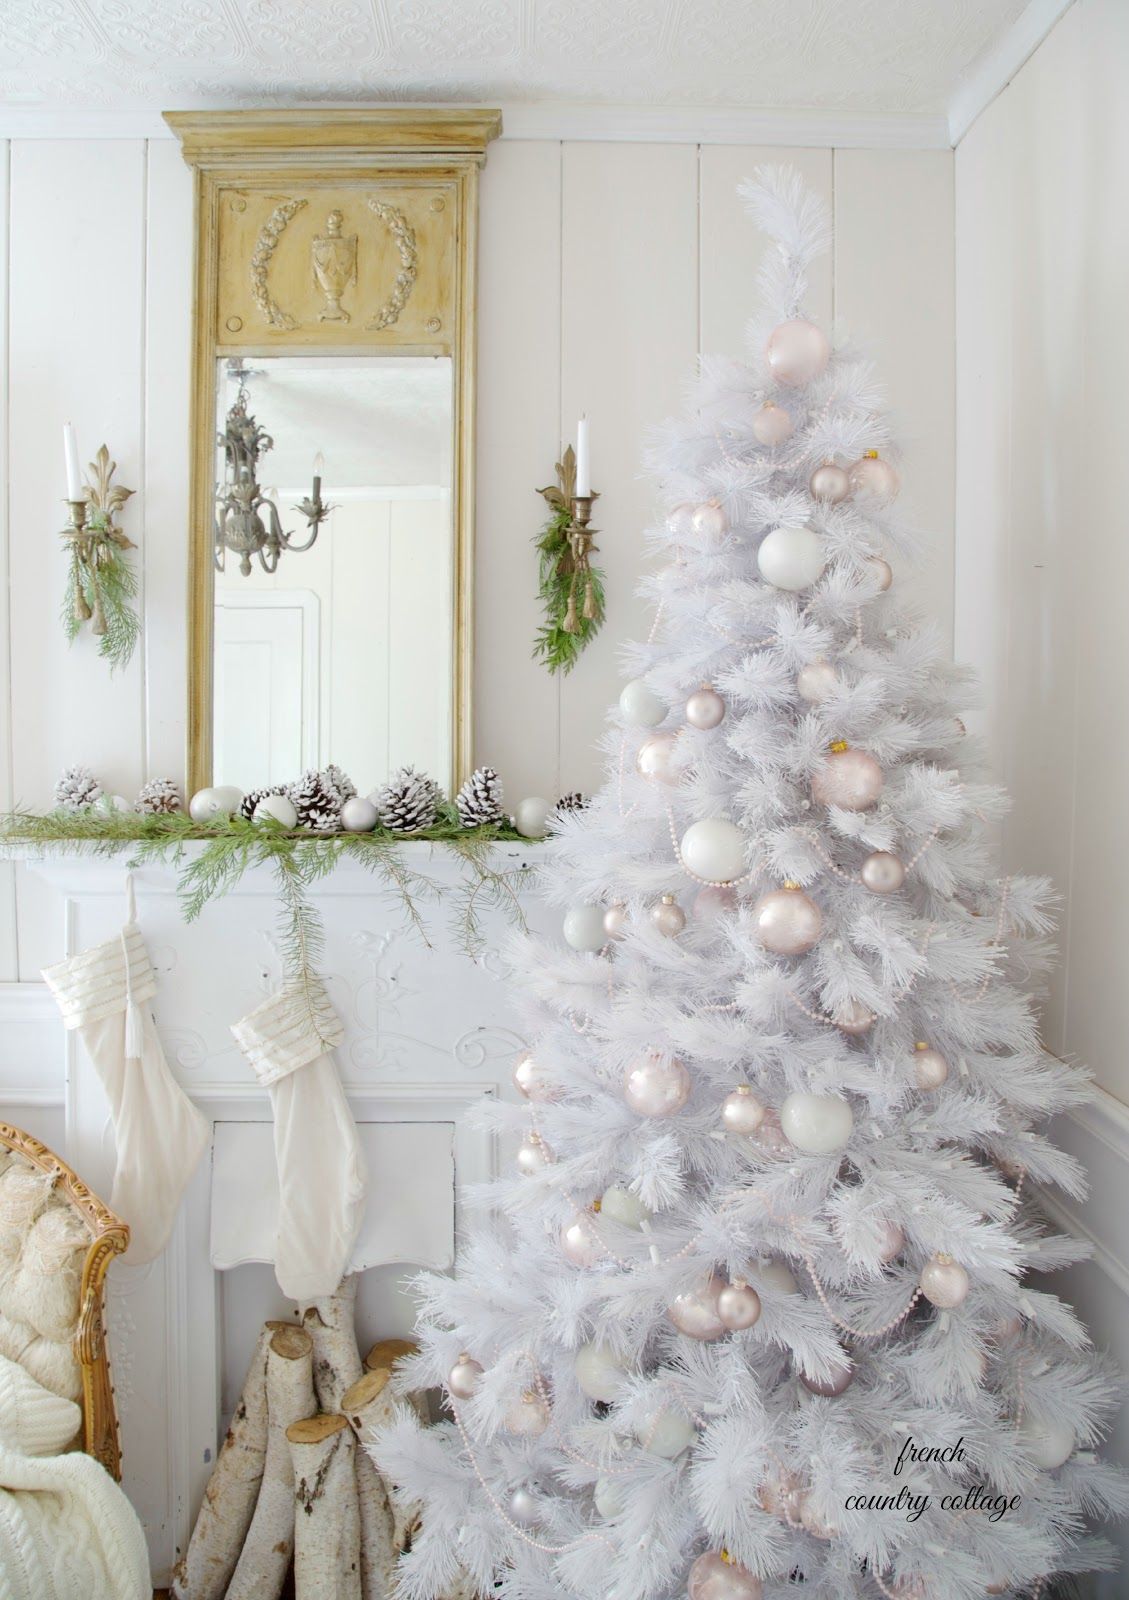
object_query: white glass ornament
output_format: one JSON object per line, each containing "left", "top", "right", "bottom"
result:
{"left": 665, "top": 503, "right": 696, "bottom": 539}
{"left": 594, "top": 1476, "right": 626, "bottom": 1518}
{"left": 635, "top": 1405, "right": 695, "bottom": 1458}
{"left": 691, "top": 501, "right": 727, "bottom": 542}
{"left": 561, "top": 1214, "right": 601, "bottom": 1268}
{"left": 508, "top": 1486, "right": 541, "bottom": 1526}
{"left": 650, "top": 894, "right": 686, "bottom": 936}
{"left": 868, "top": 555, "right": 894, "bottom": 591}
{"left": 599, "top": 1185, "right": 651, "bottom": 1229}
{"left": 796, "top": 658, "right": 839, "bottom": 704}
{"left": 876, "top": 1219, "right": 905, "bottom": 1264}
{"left": 1017, "top": 1416, "right": 1075, "bottom": 1470}
{"left": 100, "top": 793, "right": 130, "bottom": 813}
{"left": 680, "top": 818, "right": 747, "bottom": 883}
{"left": 189, "top": 785, "right": 243, "bottom": 822}
{"left": 619, "top": 678, "right": 667, "bottom": 728}
{"left": 799, "top": 1354, "right": 853, "bottom": 1396}
{"left": 751, "top": 400, "right": 794, "bottom": 445}
{"left": 624, "top": 1051, "right": 691, "bottom": 1118}
{"left": 693, "top": 884, "right": 737, "bottom": 920}
{"left": 861, "top": 850, "right": 905, "bottom": 893}
{"left": 667, "top": 1275, "right": 727, "bottom": 1341}
{"left": 505, "top": 1390, "right": 551, "bottom": 1437}
{"left": 514, "top": 796, "right": 551, "bottom": 837}
{"left": 752, "top": 885, "right": 822, "bottom": 955}
{"left": 339, "top": 795, "right": 377, "bottom": 833}
{"left": 755, "top": 1260, "right": 799, "bottom": 1295}
{"left": 603, "top": 903, "right": 629, "bottom": 941}
{"left": 574, "top": 1339, "right": 627, "bottom": 1402}
{"left": 833, "top": 999, "right": 873, "bottom": 1036}
{"left": 920, "top": 1253, "right": 970, "bottom": 1308}
{"left": 685, "top": 685, "right": 726, "bottom": 729}
{"left": 563, "top": 903, "right": 608, "bottom": 952}
{"left": 780, "top": 1091, "right": 854, "bottom": 1154}
{"left": 447, "top": 1354, "right": 483, "bottom": 1400}
{"left": 717, "top": 1279, "right": 762, "bottom": 1331}
{"left": 636, "top": 731, "right": 680, "bottom": 784}
{"left": 513, "top": 1052, "right": 556, "bottom": 1103}
{"left": 913, "top": 1043, "right": 949, "bottom": 1091}
{"left": 849, "top": 450, "right": 900, "bottom": 503}
{"left": 516, "top": 1133, "right": 551, "bottom": 1175}
{"left": 810, "top": 461, "right": 851, "bottom": 503}
{"left": 811, "top": 744, "right": 884, "bottom": 811}
{"left": 721, "top": 1084, "right": 766, "bottom": 1135}
{"left": 254, "top": 792, "right": 299, "bottom": 829}
{"left": 757, "top": 524, "right": 825, "bottom": 591}
{"left": 766, "top": 318, "right": 830, "bottom": 386}
{"left": 688, "top": 1550, "right": 763, "bottom": 1600}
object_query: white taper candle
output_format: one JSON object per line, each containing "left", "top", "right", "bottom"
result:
{"left": 575, "top": 416, "right": 590, "bottom": 497}
{"left": 63, "top": 423, "right": 82, "bottom": 502}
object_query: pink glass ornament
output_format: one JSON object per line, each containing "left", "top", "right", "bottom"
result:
{"left": 505, "top": 1390, "right": 551, "bottom": 1436}
{"left": 513, "top": 1051, "right": 556, "bottom": 1102}
{"left": 913, "top": 1043, "right": 950, "bottom": 1091}
{"left": 798, "top": 1494, "right": 838, "bottom": 1539}
{"left": 721, "top": 1084, "right": 766, "bottom": 1135}
{"left": 796, "top": 658, "right": 839, "bottom": 704}
{"left": 693, "top": 884, "right": 737, "bottom": 921}
{"left": 861, "top": 850, "right": 905, "bottom": 894}
{"left": 636, "top": 731, "right": 680, "bottom": 783}
{"left": 717, "top": 1279, "right": 762, "bottom": 1331}
{"left": 666, "top": 503, "right": 696, "bottom": 538}
{"left": 849, "top": 451, "right": 900, "bottom": 503}
{"left": 691, "top": 501, "right": 728, "bottom": 542}
{"left": 752, "top": 885, "right": 823, "bottom": 955}
{"left": 516, "top": 1132, "right": 552, "bottom": 1175}
{"left": 985, "top": 1583, "right": 1009, "bottom": 1596}
{"left": 766, "top": 318, "right": 830, "bottom": 386}
{"left": 810, "top": 461, "right": 851, "bottom": 503}
{"left": 755, "top": 1109, "right": 792, "bottom": 1155}
{"left": 758, "top": 1468, "right": 803, "bottom": 1521}
{"left": 447, "top": 1354, "right": 483, "bottom": 1400}
{"left": 920, "top": 1253, "right": 970, "bottom": 1308}
{"left": 833, "top": 999, "right": 873, "bottom": 1036}
{"left": 603, "top": 903, "right": 629, "bottom": 941}
{"left": 688, "top": 1551, "right": 763, "bottom": 1600}
{"left": 799, "top": 1354, "right": 853, "bottom": 1397}
{"left": 667, "top": 1274, "right": 727, "bottom": 1341}
{"left": 811, "top": 745, "right": 884, "bottom": 811}
{"left": 876, "top": 1219, "right": 906, "bottom": 1264}
{"left": 650, "top": 894, "right": 687, "bottom": 936}
{"left": 561, "top": 1214, "right": 601, "bottom": 1267}
{"left": 686, "top": 685, "right": 726, "bottom": 729}
{"left": 624, "top": 1051, "right": 691, "bottom": 1117}
{"left": 869, "top": 555, "right": 894, "bottom": 591}
{"left": 751, "top": 401, "right": 794, "bottom": 446}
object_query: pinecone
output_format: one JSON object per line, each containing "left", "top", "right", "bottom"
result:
{"left": 554, "top": 792, "right": 590, "bottom": 818}
{"left": 239, "top": 785, "right": 286, "bottom": 821}
{"left": 321, "top": 764, "right": 356, "bottom": 804}
{"left": 288, "top": 770, "right": 343, "bottom": 834}
{"left": 455, "top": 766, "right": 504, "bottom": 828}
{"left": 54, "top": 765, "right": 102, "bottom": 810}
{"left": 371, "top": 766, "right": 442, "bottom": 833}
{"left": 135, "top": 777, "right": 182, "bottom": 815}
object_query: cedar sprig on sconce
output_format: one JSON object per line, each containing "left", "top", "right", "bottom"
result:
{"left": 61, "top": 445, "right": 141, "bottom": 672}
{"left": 532, "top": 445, "right": 605, "bottom": 675}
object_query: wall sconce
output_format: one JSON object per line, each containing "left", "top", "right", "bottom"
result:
{"left": 534, "top": 424, "right": 604, "bottom": 673}
{"left": 59, "top": 428, "right": 140, "bottom": 670}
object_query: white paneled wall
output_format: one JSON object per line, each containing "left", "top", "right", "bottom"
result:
{"left": 0, "top": 135, "right": 954, "bottom": 980}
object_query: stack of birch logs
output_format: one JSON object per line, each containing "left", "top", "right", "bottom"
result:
{"left": 170, "top": 1275, "right": 435, "bottom": 1600}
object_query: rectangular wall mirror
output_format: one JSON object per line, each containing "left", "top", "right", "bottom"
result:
{"left": 169, "top": 109, "right": 501, "bottom": 797}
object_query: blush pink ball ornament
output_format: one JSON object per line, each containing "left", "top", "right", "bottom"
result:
{"left": 766, "top": 318, "right": 830, "bottom": 387}
{"left": 849, "top": 450, "right": 900, "bottom": 503}
{"left": 650, "top": 893, "right": 687, "bottom": 936}
{"left": 513, "top": 1051, "right": 556, "bottom": 1102}
{"left": 876, "top": 1219, "right": 906, "bottom": 1264}
{"left": 688, "top": 1551, "right": 764, "bottom": 1600}
{"left": 751, "top": 400, "right": 794, "bottom": 446}
{"left": 692, "top": 501, "right": 728, "bottom": 542}
{"left": 920, "top": 1253, "right": 970, "bottom": 1308}
{"left": 861, "top": 850, "right": 905, "bottom": 894}
{"left": 913, "top": 1042, "right": 950, "bottom": 1091}
{"left": 757, "top": 524, "right": 825, "bottom": 591}
{"left": 810, "top": 461, "right": 851, "bottom": 503}
{"left": 666, "top": 503, "right": 696, "bottom": 539}
{"left": 636, "top": 731, "right": 680, "bottom": 784}
{"left": 755, "top": 1109, "right": 792, "bottom": 1156}
{"left": 796, "top": 658, "right": 839, "bottom": 704}
{"left": 686, "top": 685, "right": 726, "bottom": 729}
{"left": 799, "top": 1495, "right": 838, "bottom": 1539}
{"left": 603, "top": 903, "right": 629, "bottom": 941}
{"left": 811, "top": 743, "right": 884, "bottom": 811}
{"left": 624, "top": 1051, "right": 691, "bottom": 1118}
{"left": 680, "top": 818, "right": 748, "bottom": 884}
{"left": 505, "top": 1390, "right": 551, "bottom": 1437}
{"left": 868, "top": 555, "right": 894, "bottom": 591}
{"left": 516, "top": 1132, "right": 552, "bottom": 1175}
{"left": 752, "top": 885, "right": 823, "bottom": 955}
{"left": 561, "top": 1214, "right": 602, "bottom": 1268}
{"left": 799, "top": 1354, "right": 853, "bottom": 1397}
{"left": 721, "top": 1084, "right": 766, "bottom": 1135}
{"left": 667, "top": 1275, "right": 727, "bottom": 1341}
{"left": 833, "top": 999, "right": 874, "bottom": 1036}
{"left": 717, "top": 1279, "right": 762, "bottom": 1331}
{"left": 447, "top": 1353, "right": 484, "bottom": 1400}
{"left": 694, "top": 884, "right": 737, "bottom": 921}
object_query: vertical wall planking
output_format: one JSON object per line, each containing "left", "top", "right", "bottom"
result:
{"left": 0, "top": 142, "right": 15, "bottom": 980}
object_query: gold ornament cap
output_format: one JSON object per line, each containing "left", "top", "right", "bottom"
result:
{"left": 863, "top": 449, "right": 879, "bottom": 459}
{"left": 829, "top": 740, "right": 849, "bottom": 753}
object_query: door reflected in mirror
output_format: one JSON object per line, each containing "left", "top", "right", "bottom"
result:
{"left": 212, "top": 353, "right": 454, "bottom": 796}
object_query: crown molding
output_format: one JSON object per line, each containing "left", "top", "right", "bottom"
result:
{"left": 165, "top": 106, "right": 502, "bottom": 166}
{"left": 947, "top": 0, "right": 1076, "bottom": 145}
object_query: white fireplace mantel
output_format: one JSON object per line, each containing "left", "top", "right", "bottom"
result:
{"left": 8, "top": 841, "right": 550, "bottom": 1583}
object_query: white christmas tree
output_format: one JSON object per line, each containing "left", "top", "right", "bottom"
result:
{"left": 376, "top": 169, "right": 1127, "bottom": 1600}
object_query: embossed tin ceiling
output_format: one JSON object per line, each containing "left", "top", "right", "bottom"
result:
{"left": 0, "top": 0, "right": 1028, "bottom": 115}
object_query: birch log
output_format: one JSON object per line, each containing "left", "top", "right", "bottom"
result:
{"left": 301, "top": 1274, "right": 363, "bottom": 1411}
{"left": 342, "top": 1370, "right": 400, "bottom": 1595}
{"left": 225, "top": 1325, "right": 315, "bottom": 1600}
{"left": 288, "top": 1414, "right": 362, "bottom": 1600}
{"left": 365, "top": 1338, "right": 429, "bottom": 1424}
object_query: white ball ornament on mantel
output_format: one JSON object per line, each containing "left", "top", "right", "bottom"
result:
{"left": 685, "top": 685, "right": 726, "bottom": 730}
{"left": 623, "top": 1051, "right": 691, "bottom": 1118}
{"left": 574, "top": 1339, "right": 628, "bottom": 1402}
{"left": 757, "top": 524, "right": 825, "bottom": 592}
{"left": 514, "top": 796, "right": 551, "bottom": 838}
{"left": 254, "top": 792, "right": 299, "bottom": 830}
{"left": 636, "top": 731, "right": 680, "bottom": 784}
{"left": 339, "top": 795, "right": 377, "bottom": 833}
{"left": 189, "top": 785, "right": 244, "bottom": 822}
{"left": 796, "top": 658, "right": 839, "bottom": 705}
{"left": 679, "top": 817, "right": 747, "bottom": 884}
{"left": 1017, "top": 1415, "right": 1076, "bottom": 1471}
{"left": 563, "top": 903, "right": 608, "bottom": 953}
{"left": 751, "top": 400, "right": 794, "bottom": 446}
{"left": 619, "top": 678, "right": 667, "bottom": 729}
{"left": 634, "top": 1405, "right": 696, "bottom": 1458}
{"left": 779, "top": 1091, "right": 854, "bottom": 1154}
{"left": 766, "top": 318, "right": 831, "bottom": 386}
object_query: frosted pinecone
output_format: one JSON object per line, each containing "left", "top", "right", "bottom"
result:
{"left": 288, "top": 770, "right": 343, "bottom": 834}
{"left": 554, "top": 792, "right": 590, "bottom": 818}
{"left": 321, "top": 764, "right": 356, "bottom": 804}
{"left": 54, "top": 765, "right": 102, "bottom": 810}
{"left": 135, "top": 777, "right": 182, "bottom": 815}
{"left": 455, "top": 766, "right": 504, "bottom": 828}
{"left": 239, "top": 785, "right": 286, "bottom": 821}
{"left": 371, "top": 766, "right": 442, "bottom": 833}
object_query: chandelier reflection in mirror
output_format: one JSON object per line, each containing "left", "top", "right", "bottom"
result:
{"left": 214, "top": 363, "right": 331, "bottom": 576}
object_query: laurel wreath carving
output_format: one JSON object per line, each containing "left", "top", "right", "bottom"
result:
{"left": 249, "top": 197, "right": 308, "bottom": 329}
{"left": 364, "top": 198, "right": 419, "bottom": 331}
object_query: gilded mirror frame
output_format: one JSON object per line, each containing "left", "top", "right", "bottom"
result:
{"left": 167, "top": 108, "right": 501, "bottom": 794}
